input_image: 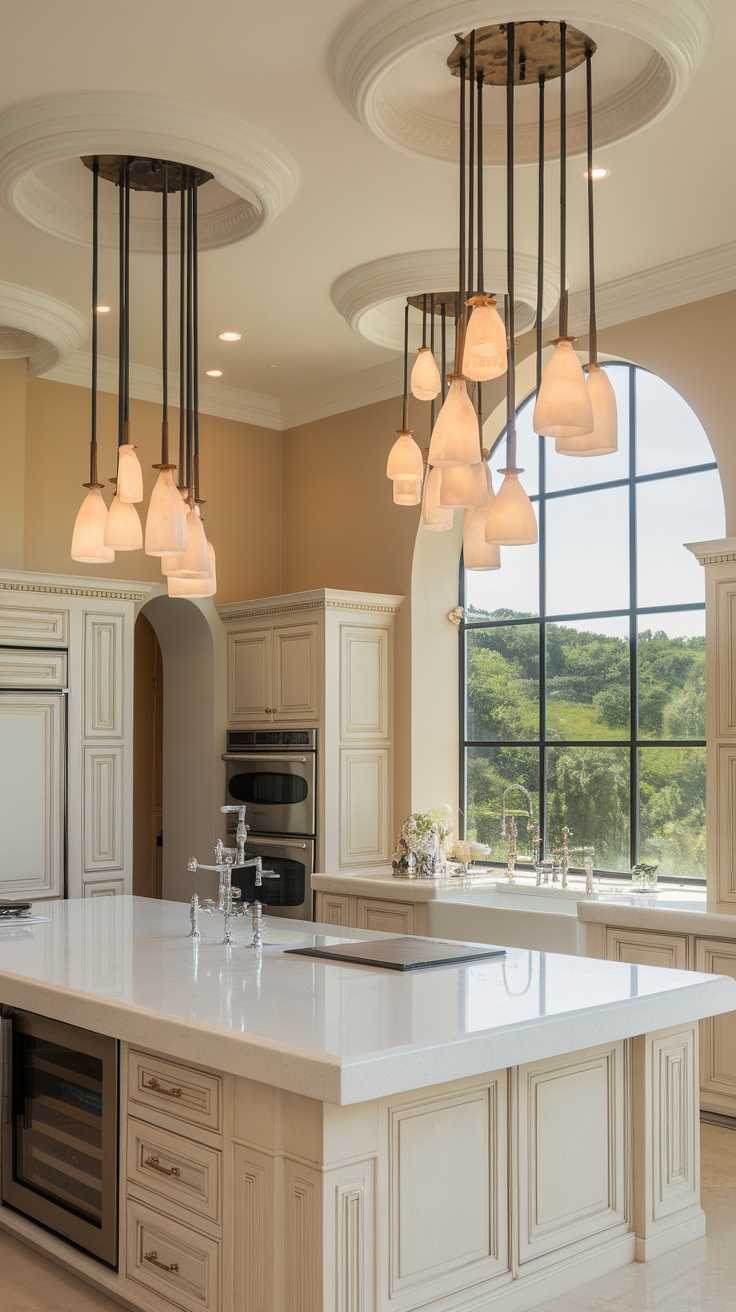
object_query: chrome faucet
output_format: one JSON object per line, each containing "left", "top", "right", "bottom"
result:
{"left": 500, "top": 785, "right": 534, "bottom": 881}
{"left": 187, "top": 804, "right": 279, "bottom": 948}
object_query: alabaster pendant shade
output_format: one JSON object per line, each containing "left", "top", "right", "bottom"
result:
{"left": 462, "top": 302, "right": 508, "bottom": 382}
{"left": 410, "top": 348, "right": 441, "bottom": 401}
{"left": 71, "top": 487, "right": 115, "bottom": 563}
{"left": 115, "top": 443, "right": 144, "bottom": 503}
{"left": 421, "top": 466, "right": 453, "bottom": 531}
{"left": 162, "top": 507, "right": 210, "bottom": 577}
{"left": 168, "top": 541, "right": 217, "bottom": 598}
{"left": 463, "top": 465, "right": 501, "bottom": 569}
{"left": 533, "top": 339, "right": 594, "bottom": 440}
{"left": 386, "top": 430, "right": 424, "bottom": 481}
{"left": 392, "top": 476, "right": 422, "bottom": 506}
{"left": 103, "top": 493, "right": 142, "bottom": 551}
{"left": 427, "top": 376, "right": 482, "bottom": 468}
{"left": 145, "top": 468, "right": 188, "bottom": 555}
{"left": 438, "top": 461, "right": 487, "bottom": 508}
{"left": 555, "top": 364, "right": 618, "bottom": 457}
{"left": 485, "top": 468, "right": 538, "bottom": 546}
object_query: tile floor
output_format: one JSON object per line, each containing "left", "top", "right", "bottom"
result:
{"left": 0, "top": 1124, "right": 733, "bottom": 1311}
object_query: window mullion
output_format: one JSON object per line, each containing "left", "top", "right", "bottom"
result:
{"left": 629, "top": 364, "right": 639, "bottom": 869}
{"left": 538, "top": 431, "right": 547, "bottom": 857}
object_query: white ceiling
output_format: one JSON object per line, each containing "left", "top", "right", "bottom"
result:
{"left": 1, "top": 0, "right": 734, "bottom": 428}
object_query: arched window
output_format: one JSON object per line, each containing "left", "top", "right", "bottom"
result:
{"left": 460, "top": 362, "right": 724, "bottom": 881}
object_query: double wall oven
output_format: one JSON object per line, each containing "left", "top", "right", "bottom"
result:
{"left": 223, "top": 730, "right": 316, "bottom": 921}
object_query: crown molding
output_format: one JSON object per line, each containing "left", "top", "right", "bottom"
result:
{"left": 686, "top": 538, "right": 736, "bottom": 567}
{"left": 0, "top": 92, "right": 299, "bottom": 249}
{"left": 331, "top": 0, "right": 712, "bottom": 164}
{"left": 0, "top": 567, "right": 152, "bottom": 601}
{"left": 0, "top": 281, "right": 88, "bottom": 376}
{"left": 565, "top": 241, "right": 736, "bottom": 336}
{"left": 280, "top": 359, "right": 404, "bottom": 429}
{"left": 217, "top": 587, "right": 404, "bottom": 621}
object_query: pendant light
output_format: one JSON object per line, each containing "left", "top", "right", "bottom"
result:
{"left": 422, "top": 465, "right": 453, "bottom": 531}
{"left": 556, "top": 48, "right": 618, "bottom": 457}
{"left": 146, "top": 163, "right": 188, "bottom": 553}
{"left": 104, "top": 160, "right": 143, "bottom": 550}
{"left": 463, "top": 387, "right": 500, "bottom": 570}
{"left": 462, "top": 59, "right": 507, "bottom": 383}
{"left": 486, "top": 22, "right": 537, "bottom": 548}
{"left": 533, "top": 23, "right": 593, "bottom": 441}
{"left": 438, "top": 461, "right": 487, "bottom": 508}
{"left": 387, "top": 302, "right": 425, "bottom": 483}
{"left": 410, "top": 296, "right": 442, "bottom": 400}
{"left": 71, "top": 158, "right": 115, "bottom": 564}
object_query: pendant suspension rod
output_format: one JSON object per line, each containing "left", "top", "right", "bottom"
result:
{"left": 192, "top": 176, "right": 201, "bottom": 503}
{"left": 429, "top": 292, "right": 436, "bottom": 431}
{"left": 89, "top": 158, "right": 99, "bottom": 484}
{"left": 467, "top": 29, "right": 476, "bottom": 302}
{"left": 506, "top": 22, "right": 517, "bottom": 469}
{"left": 536, "top": 74, "right": 546, "bottom": 392}
{"left": 161, "top": 162, "right": 169, "bottom": 462}
{"left": 585, "top": 47, "right": 597, "bottom": 364}
{"left": 476, "top": 69, "right": 484, "bottom": 294}
{"left": 558, "top": 21, "right": 568, "bottom": 338}
{"left": 178, "top": 175, "right": 186, "bottom": 489}
{"left": 455, "top": 50, "right": 467, "bottom": 372}
{"left": 402, "top": 300, "right": 409, "bottom": 431}
{"left": 185, "top": 173, "right": 193, "bottom": 502}
{"left": 421, "top": 294, "right": 427, "bottom": 348}
{"left": 117, "top": 161, "right": 125, "bottom": 447}
{"left": 123, "top": 158, "right": 131, "bottom": 434}
{"left": 441, "top": 303, "right": 447, "bottom": 396}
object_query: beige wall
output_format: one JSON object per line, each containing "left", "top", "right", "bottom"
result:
{"left": 21, "top": 378, "right": 283, "bottom": 604}
{"left": 0, "top": 358, "right": 27, "bottom": 569}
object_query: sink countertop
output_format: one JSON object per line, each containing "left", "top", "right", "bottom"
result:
{"left": 577, "top": 887, "right": 736, "bottom": 938}
{"left": 312, "top": 867, "right": 513, "bottom": 902}
{"left": 0, "top": 897, "right": 734, "bottom": 1106}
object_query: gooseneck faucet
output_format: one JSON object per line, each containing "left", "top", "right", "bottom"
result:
{"left": 500, "top": 785, "right": 534, "bottom": 882}
{"left": 187, "top": 805, "right": 279, "bottom": 948}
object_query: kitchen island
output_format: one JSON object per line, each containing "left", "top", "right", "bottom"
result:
{"left": 0, "top": 896, "right": 734, "bottom": 1312}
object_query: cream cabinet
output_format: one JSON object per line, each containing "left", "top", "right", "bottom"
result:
{"left": 605, "top": 926, "right": 689, "bottom": 970}
{"left": 220, "top": 590, "right": 403, "bottom": 872}
{"left": 315, "top": 890, "right": 428, "bottom": 935}
{"left": 228, "top": 621, "right": 318, "bottom": 724}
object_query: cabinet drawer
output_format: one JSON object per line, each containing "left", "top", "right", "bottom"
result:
{"left": 604, "top": 926, "right": 688, "bottom": 970}
{"left": 128, "top": 1052, "right": 222, "bottom": 1135}
{"left": 357, "top": 897, "right": 415, "bottom": 935}
{"left": 0, "top": 649, "right": 67, "bottom": 689}
{"left": 126, "top": 1198, "right": 219, "bottom": 1312}
{"left": 128, "top": 1118, "right": 221, "bottom": 1226}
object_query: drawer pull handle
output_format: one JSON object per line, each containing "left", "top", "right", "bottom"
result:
{"left": 146, "top": 1077, "right": 183, "bottom": 1099}
{"left": 144, "top": 1250, "right": 180, "bottom": 1275}
{"left": 144, "top": 1155, "right": 182, "bottom": 1178}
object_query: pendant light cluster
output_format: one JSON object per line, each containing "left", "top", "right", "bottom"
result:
{"left": 386, "top": 20, "right": 617, "bottom": 570}
{"left": 71, "top": 156, "right": 217, "bottom": 598}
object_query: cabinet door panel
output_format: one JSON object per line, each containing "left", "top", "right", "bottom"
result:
{"left": 696, "top": 938, "right": 736, "bottom": 1115}
{"left": 228, "top": 630, "right": 272, "bottom": 722}
{"left": 605, "top": 927, "right": 688, "bottom": 969}
{"left": 315, "top": 892, "right": 354, "bottom": 927}
{"left": 357, "top": 897, "right": 414, "bottom": 935}
{"left": 84, "top": 745, "right": 123, "bottom": 871}
{"left": 340, "top": 624, "right": 389, "bottom": 740}
{"left": 0, "top": 692, "right": 64, "bottom": 899}
{"left": 273, "top": 623, "right": 318, "bottom": 721}
{"left": 340, "top": 748, "right": 389, "bottom": 867}
{"left": 84, "top": 612, "right": 123, "bottom": 738}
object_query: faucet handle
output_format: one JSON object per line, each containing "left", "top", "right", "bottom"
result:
{"left": 221, "top": 804, "right": 247, "bottom": 821}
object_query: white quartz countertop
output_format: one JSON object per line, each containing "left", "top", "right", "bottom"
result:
{"left": 577, "top": 887, "right": 736, "bottom": 937}
{"left": 311, "top": 868, "right": 500, "bottom": 902}
{"left": 0, "top": 897, "right": 733, "bottom": 1106}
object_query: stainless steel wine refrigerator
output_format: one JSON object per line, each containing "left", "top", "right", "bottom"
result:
{"left": 1, "top": 1008, "right": 118, "bottom": 1266}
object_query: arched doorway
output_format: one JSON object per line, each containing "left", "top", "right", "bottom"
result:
{"left": 133, "top": 613, "right": 164, "bottom": 897}
{"left": 134, "top": 593, "right": 226, "bottom": 902}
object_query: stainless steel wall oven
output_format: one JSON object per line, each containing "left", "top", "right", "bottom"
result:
{"left": 1, "top": 1008, "right": 118, "bottom": 1266}
{"left": 223, "top": 730, "right": 316, "bottom": 920}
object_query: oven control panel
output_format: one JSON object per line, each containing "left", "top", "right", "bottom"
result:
{"left": 226, "top": 729, "right": 316, "bottom": 751}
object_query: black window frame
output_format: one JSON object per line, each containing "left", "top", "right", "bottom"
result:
{"left": 459, "top": 362, "right": 718, "bottom": 884}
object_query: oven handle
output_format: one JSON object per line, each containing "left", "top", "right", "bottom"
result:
{"left": 222, "top": 754, "right": 310, "bottom": 765}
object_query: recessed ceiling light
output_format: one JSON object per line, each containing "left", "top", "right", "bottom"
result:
{"left": 95, "top": 305, "right": 111, "bottom": 314}
{"left": 584, "top": 167, "right": 610, "bottom": 181}
{"left": 268, "top": 363, "right": 277, "bottom": 369}
{"left": 218, "top": 331, "right": 241, "bottom": 342}
{"left": 206, "top": 369, "right": 223, "bottom": 378}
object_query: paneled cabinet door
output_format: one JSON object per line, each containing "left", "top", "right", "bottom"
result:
{"left": 228, "top": 629, "right": 272, "bottom": 722}
{"left": 315, "top": 892, "right": 354, "bottom": 927}
{"left": 272, "top": 623, "right": 318, "bottom": 722}
{"left": 695, "top": 938, "right": 736, "bottom": 1116}
{"left": 604, "top": 926, "right": 689, "bottom": 970}
{"left": 357, "top": 897, "right": 415, "bottom": 936}
{"left": 0, "top": 691, "right": 64, "bottom": 899}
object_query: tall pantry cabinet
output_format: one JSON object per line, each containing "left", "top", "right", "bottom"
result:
{"left": 218, "top": 589, "right": 403, "bottom": 872}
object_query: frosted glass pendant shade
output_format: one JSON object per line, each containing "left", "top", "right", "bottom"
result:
{"left": 462, "top": 300, "right": 508, "bottom": 382}
{"left": 555, "top": 364, "right": 618, "bottom": 457}
{"left": 421, "top": 467, "right": 453, "bottom": 531}
{"left": 427, "top": 376, "right": 482, "bottom": 468}
{"left": 438, "top": 461, "right": 487, "bottom": 508}
{"left": 162, "top": 507, "right": 210, "bottom": 577}
{"left": 168, "top": 542, "right": 217, "bottom": 598}
{"left": 411, "top": 348, "right": 441, "bottom": 401}
{"left": 485, "top": 468, "right": 538, "bottom": 546}
{"left": 71, "top": 487, "right": 115, "bottom": 563}
{"left": 464, "top": 506, "right": 501, "bottom": 570}
{"left": 103, "top": 493, "right": 142, "bottom": 550}
{"left": 145, "top": 468, "right": 188, "bottom": 555}
{"left": 533, "top": 339, "right": 594, "bottom": 439}
{"left": 393, "top": 477, "right": 422, "bottom": 506}
{"left": 115, "top": 443, "right": 144, "bottom": 503}
{"left": 386, "top": 430, "right": 424, "bottom": 480}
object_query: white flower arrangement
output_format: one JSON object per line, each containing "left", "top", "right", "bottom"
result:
{"left": 392, "top": 807, "right": 453, "bottom": 878}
